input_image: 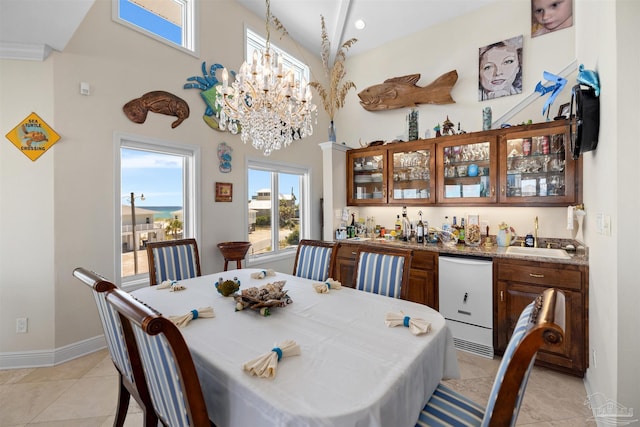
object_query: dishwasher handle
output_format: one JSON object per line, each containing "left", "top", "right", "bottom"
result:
{"left": 439, "top": 256, "right": 492, "bottom": 267}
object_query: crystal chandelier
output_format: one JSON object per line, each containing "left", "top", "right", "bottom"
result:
{"left": 216, "top": 0, "right": 316, "bottom": 156}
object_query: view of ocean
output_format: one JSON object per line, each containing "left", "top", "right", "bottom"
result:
{"left": 140, "top": 206, "right": 182, "bottom": 220}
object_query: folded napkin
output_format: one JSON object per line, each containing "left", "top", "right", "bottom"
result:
{"left": 250, "top": 269, "right": 276, "bottom": 279}
{"left": 169, "top": 307, "right": 214, "bottom": 327}
{"left": 312, "top": 278, "right": 342, "bottom": 293}
{"left": 242, "top": 339, "right": 301, "bottom": 379}
{"left": 385, "top": 311, "right": 431, "bottom": 335}
{"left": 157, "top": 280, "right": 186, "bottom": 292}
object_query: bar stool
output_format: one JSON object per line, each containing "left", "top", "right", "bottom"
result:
{"left": 217, "top": 241, "right": 252, "bottom": 271}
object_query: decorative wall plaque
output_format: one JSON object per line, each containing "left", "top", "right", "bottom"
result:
{"left": 5, "top": 112, "right": 61, "bottom": 161}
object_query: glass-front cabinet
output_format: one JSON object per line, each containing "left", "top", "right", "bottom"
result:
{"left": 499, "top": 122, "right": 577, "bottom": 204}
{"left": 388, "top": 140, "right": 436, "bottom": 205}
{"left": 345, "top": 121, "right": 581, "bottom": 207}
{"left": 347, "top": 146, "right": 387, "bottom": 205}
{"left": 436, "top": 135, "right": 498, "bottom": 204}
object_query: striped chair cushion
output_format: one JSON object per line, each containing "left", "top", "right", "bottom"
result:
{"left": 151, "top": 244, "right": 199, "bottom": 283}
{"left": 355, "top": 252, "right": 405, "bottom": 298}
{"left": 93, "top": 292, "right": 134, "bottom": 383}
{"left": 481, "top": 301, "right": 536, "bottom": 427}
{"left": 294, "top": 245, "right": 333, "bottom": 281}
{"left": 132, "top": 324, "right": 191, "bottom": 427}
{"left": 417, "top": 383, "right": 484, "bottom": 427}
{"left": 417, "top": 300, "right": 538, "bottom": 427}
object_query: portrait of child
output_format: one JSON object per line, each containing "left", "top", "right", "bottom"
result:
{"left": 478, "top": 35, "right": 523, "bottom": 101}
{"left": 531, "top": 0, "right": 574, "bottom": 37}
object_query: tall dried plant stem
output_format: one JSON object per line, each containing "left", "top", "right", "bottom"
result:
{"left": 308, "top": 15, "right": 357, "bottom": 121}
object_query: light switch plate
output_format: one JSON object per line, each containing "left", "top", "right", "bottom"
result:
{"left": 603, "top": 215, "right": 611, "bottom": 236}
{"left": 596, "top": 212, "right": 604, "bottom": 234}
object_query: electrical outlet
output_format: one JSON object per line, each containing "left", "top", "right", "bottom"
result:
{"left": 16, "top": 317, "right": 28, "bottom": 334}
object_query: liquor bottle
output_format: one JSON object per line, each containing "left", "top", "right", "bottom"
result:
{"left": 459, "top": 217, "right": 466, "bottom": 242}
{"left": 395, "top": 215, "right": 402, "bottom": 236}
{"left": 401, "top": 206, "right": 411, "bottom": 241}
{"left": 451, "top": 216, "right": 460, "bottom": 241}
{"left": 416, "top": 211, "right": 425, "bottom": 244}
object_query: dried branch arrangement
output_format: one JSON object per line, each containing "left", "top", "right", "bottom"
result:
{"left": 309, "top": 15, "right": 358, "bottom": 121}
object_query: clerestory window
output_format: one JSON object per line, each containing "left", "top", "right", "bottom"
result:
{"left": 113, "top": 0, "right": 198, "bottom": 56}
{"left": 245, "top": 27, "right": 309, "bottom": 85}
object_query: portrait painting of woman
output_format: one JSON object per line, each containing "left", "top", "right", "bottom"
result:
{"left": 531, "top": 0, "right": 573, "bottom": 37}
{"left": 478, "top": 35, "right": 523, "bottom": 101}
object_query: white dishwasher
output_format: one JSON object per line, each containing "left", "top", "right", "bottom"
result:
{"left": 439, "top": 256, "right": 494, "bottom": 358}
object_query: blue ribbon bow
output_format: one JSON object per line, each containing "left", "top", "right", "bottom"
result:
{"left": 535, "top": 71, "right": 567, "bottom": 117}
{"left": 403, "top": 316, "right": 411, "bottom": 327}
{"left": 325, "top": 281, "right": 331, "bottom": 289}
{"left": 271, "top": 347, "right": 283, "bottom": 361}
{"left": 577, "top": 64, "right": 600, "bottom": 96}
{"left": 191, "top": 309, "right": 199, "bottom": 320}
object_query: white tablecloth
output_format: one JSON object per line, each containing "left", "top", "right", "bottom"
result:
{"left": 131, "top": 269, "right": 459, "bottom": 427}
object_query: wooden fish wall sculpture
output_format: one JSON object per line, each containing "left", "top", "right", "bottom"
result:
{"left": 358, "top": 70, "right": 458, "bottom": 111}
{"left": 123, "top": 91, "right": 190, "bottom": 128}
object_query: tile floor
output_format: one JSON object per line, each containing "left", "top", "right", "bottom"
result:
{"left": 0, "top": 349, "right": 595, "bottom": 426}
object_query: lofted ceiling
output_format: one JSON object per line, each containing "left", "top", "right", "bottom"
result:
{"left": 0, "top": 0, "right": 496, "bottom": 61}
{"left": 235, "top": 0, "right": 498, "bottom": 60}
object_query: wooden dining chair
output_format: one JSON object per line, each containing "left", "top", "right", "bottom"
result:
{"left": 353, "top": 246, "right": 412, "bottom": 299}
{"left": 106, "top": 287, "right": 212, "bottom": 427}
{"left": 292, "top": 239, "right": 338, "bottom": 281}
{"left": 72, "top": 268, "right": 157, "bottom": 427}
{"left": 415, "top": 288, "right": 565, "bottom": 427}
{"left": 146, "top": 238, "right": 202, "bottom": 286}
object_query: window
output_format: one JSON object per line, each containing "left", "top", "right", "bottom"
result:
{"left": 115, "top": 133, "right": 200, "bottom": 289}
{"left": 113, "top": 0, "right": 198, "bottom": 56}
{"left": 246, "top": 27, "right": 310, "bottom": 84}
{"left": 247, "top": 159, "right": 309, "bottom": 260}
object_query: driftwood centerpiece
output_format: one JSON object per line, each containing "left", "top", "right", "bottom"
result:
{"left": 357, "top": 70, "right": 458, "bottom": 111}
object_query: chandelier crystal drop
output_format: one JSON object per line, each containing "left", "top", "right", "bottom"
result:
{"left": 216, "top": 0, "right": 316, "bottom": 156}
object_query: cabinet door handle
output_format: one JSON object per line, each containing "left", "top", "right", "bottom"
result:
{"left": 500, "top": 290, "right": 504, "bottom": 301}
{"left": 491, "top": 186, "right": 495, "bottom": 195}
{"left": 501, "top": 187, "right": 505, "bottom": 195}
{"left": 529, "top": 273, "right": 545, "bottom": 278}
{"left": 351, "top": 251, "right": 357, "bottom": 255}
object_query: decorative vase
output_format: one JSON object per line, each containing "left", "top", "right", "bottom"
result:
{"left": 328, "top": 121, "right": 336, "bottom": 142}
{"left": 482, "top": 107, "right": 492, "bottom": 131}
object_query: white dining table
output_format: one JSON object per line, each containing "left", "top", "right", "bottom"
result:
{"left": 131, "top": 268, "right": 460, "bottom": 427}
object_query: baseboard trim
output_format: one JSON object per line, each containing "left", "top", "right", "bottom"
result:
{"left": 0, "top": 335, "right": 106, "bottom": 369}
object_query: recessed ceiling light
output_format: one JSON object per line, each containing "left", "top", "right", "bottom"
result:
{"left": 354, "top": 19, "right": 366, "bottom": 30}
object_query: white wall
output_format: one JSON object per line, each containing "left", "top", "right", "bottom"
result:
{"left": 0, "top": 60, "right": 56, "bottom": 353}
{"left": 0, "top": 0, "right": 326, "bottom": 362}
{"left": 575, "top": 0, "right": 640, "bottom": 416}
{"left": 613, "top": 0, "right": 640, "bottom": 414}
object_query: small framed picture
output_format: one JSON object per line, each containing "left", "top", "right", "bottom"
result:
{"left": 215, "top": 182, "right": 233, "bottom": 202}
{"left": 556, "top": 103, "right": 570, "bottom": 119}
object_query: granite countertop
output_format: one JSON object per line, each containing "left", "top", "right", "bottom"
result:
{"left": 337, "top": 237, "right": 589, "bottom": 266}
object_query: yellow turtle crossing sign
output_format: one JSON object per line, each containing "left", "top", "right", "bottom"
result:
{"left": 5, "top": 112, "right": 61, "bottom": 161}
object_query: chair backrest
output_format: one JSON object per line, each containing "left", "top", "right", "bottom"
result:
{"left": 72, "top": 268, "right": 153, "bottom": 414}
{"left": 482, "top": 288, "right": 565, "bottom": 426}
{"left": 106, "top": 288, "right": 211, "bottom": 427}
{"left": 353, "top": 246, "right": 412, "bottom": 299}
{"left": 146, "top": 238, "right": 201, "bottom": 285}
{"left": 293, "top": 239, "right": 337, "bottom": 281}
